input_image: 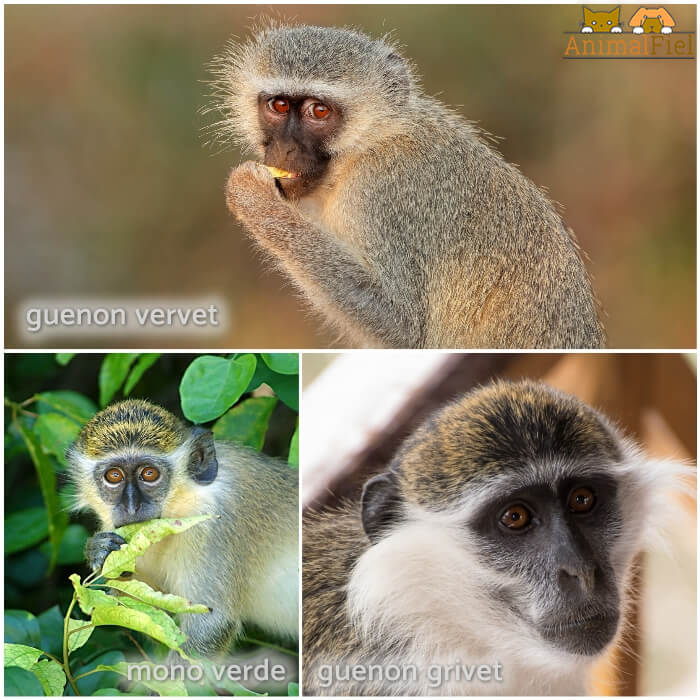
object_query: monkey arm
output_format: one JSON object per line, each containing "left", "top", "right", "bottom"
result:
{"left": 226, "top": 162, "right": 422, "bottom": 347}
{"left": 84, "top": 531, "right": 127, "bottom": 574}
{"left": 179, "top": 607, "right": 240, "bottom": 658}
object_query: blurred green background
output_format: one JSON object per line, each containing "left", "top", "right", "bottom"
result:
{"left": 5, "top": 4, "right": 696, "bottom": 348}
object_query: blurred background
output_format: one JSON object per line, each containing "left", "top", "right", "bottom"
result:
{"left": 5, "top": 4, "right": 696, "bottom": 348}
{"left": 301, "top": 352, "right": 697, "bottom": 695}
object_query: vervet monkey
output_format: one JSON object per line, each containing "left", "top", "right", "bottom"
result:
{"left": 214, "top": 24, "right": 604, "bottom": 349}
{"left": 67, "top": 399, "right": 298, "bottom": 657}
{"left": 302, "top": 381, "right": 690, "bottom": 695}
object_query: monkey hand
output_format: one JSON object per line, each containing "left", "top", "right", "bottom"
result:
{"left": 225, "top": 161, "right": 296, "bottom": 235}
{"left": 85, "top": 531, "right": 127, "bottom": 574}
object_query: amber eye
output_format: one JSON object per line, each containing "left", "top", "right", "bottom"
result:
{"left": 140, "top": 467, "right": 160, "bottom": 483}
{"left": 267, "top": 97, "right": 290, "bottom": 114}
{"left": 105, "top": 468, "right": 124, "bottom": 484}
{"left": 308, "top": 102, "right": 330, "bottom": 120}
{"left": 569, "top": 487, "right": 596, "bottom": 513}
{"left": 500, "top": 504, "right": 532, "bottom": 530}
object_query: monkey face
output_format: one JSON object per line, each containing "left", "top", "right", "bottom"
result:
{"left": 257, "top": 93, "right": 341, "bottom": 199}
{"left": 469, "top": 472, "right": 622, "bottom": 656}
{"left": 360, "top": 382, "right": 634, "bottom": 659}
{"left": 94, "top": 454, "right": 172, "bottom": 527}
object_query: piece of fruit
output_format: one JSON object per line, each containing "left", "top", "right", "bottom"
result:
{"left": 263, "top": 165, "right": 297, "bottom": 179}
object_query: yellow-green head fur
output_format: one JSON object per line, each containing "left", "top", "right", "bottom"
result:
{"left": 76, "top": 399, "right": 187, "bottom": 458}
{"left": 393, "top": 380, "right": 622, "bottom": 508}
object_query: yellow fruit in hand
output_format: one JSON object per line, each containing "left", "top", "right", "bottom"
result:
{"left": 263, "top": 165, "right": 296, "bottom": 179}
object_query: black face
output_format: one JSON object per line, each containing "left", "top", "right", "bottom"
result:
{"left": 95, "top": 455, "right": 171, "bottom": 528}
{"left": 470, "top": 473, "right": 622, "bottom": 656}
{"left": 257, "top": 94, "right": 342, "bottom": 199}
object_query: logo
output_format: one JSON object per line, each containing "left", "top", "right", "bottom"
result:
{"left": 564, "top": 6, "right": 695, "bottom": 58}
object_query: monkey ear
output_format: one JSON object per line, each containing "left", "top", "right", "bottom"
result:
{"left": 361, "top": 470, "right": 402, "bottom": 543}
{"left": 188, "top": 427, "right": 219, "bottom": 484}
{"left": 383, "top": 52, "right": 411, "bottom": 104}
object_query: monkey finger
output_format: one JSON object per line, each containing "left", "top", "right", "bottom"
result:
{"left": 225, "top": 162, "right": 284, "bottom": 218}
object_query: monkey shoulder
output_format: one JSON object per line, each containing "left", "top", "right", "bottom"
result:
{"left": 303, "top": 505, "right": 368, "bottom": 661}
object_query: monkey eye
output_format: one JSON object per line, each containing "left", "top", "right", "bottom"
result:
{"left": 307, "top": 102, "right": 331, "bottom": 120}
{"left": 499, "top": 504, "right": 532, "bottom": 531}
{"left": 140, "top": 466, "right": 160, "bottom": 483}
{"left": 568, "top": 486, "right": 596, "bottom": 513}
{"left": 105, "top": 468, "right": 124, "bottom": 484}
{"left": 267, "top": 97, "right": 290, "bottom": 114}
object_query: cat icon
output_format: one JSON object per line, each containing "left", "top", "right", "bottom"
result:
{"left": 581, "top": 6, "right": 623, "bottom": 33}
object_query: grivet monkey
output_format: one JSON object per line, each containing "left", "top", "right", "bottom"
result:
{"left": 302, "top": 381, "right": 691, "bottom": 695}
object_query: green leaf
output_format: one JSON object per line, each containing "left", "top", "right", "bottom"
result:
{"left": 4, "top": 508, "right": 49, "bottom": 556}
{"left": 288, "top": 682, "right": 299, "bottom": 696}
{"left": 55, "top": 353, "right": 75, "bottom": 366}
{"left": 104, "top": 578, "right": 210, "bottom": 614}
{"left": 39, "top": 524, "right": 90, "bottom": 565}
{"left": 70, "top": 576, "right": 189, "bottom": 653}
{"left": 4, "top": 611, "right": 41, "bottom": 647}
{"left": 73, "top": 651, "right": 125, "bottom": 696}
{"left": 4, "top": 643, "right": 66, "bottom": 696}
{"left": 103, "top": 515, "right": 214, "bottom": 578}
{"left": 99, "top": 354, "right": 139, "bottom": 407}
{"left": 124, "top": 354, "right": 161, "bottom": 395}
{"left": 246, "top": 363, "right": 298, "bottom": 412}
{"left": 70, "top": 575, "right": 119, "bottom": 615}
{"left": 212, "top": 397, "right": 277, "bottom": 450}
{"left": 260, "top": 354, "right": 299, "bottom": 375}
{"left": 37, "top": 606, "right": 64, "bottom": 658}
{"left": 288, "top": 423, "right": 299, "bottom": 468}
{"left": 93, "top": 689, "right": 129, "bottom": 696}
{"left": 5, "top": 550, "right": 49, "bottom": 588}
{"left": 14, "top": 420, "right": 68, "bottom": 570}
{"left": 34, "top": 391, "right": 97, "bottom": 425}
{"left": 34, "top": 413, "right": 81, "bottom": 468}
{"left": 107, "top": 597, "right": 188, "bottom": 652}
{"left": 196, "top": 658, "right": 266, "bottom": 696}
{"left": 30, "top": 658, "right": 66, "bottom": 696}
{"left": 97, "top": 662, "right": 187, "bottom": 696}
{"left": 66, "top": 618, "right": 94, "bottom": 653}
{"left": 180, "top": 355, "right": 257, "bottom": 423}
{"left": 4, "top": 666, "right": 45, "bottom": 696}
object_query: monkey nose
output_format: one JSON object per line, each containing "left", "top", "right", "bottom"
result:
{"left": 558, "top": 564, "right": 596, "bottom": 597}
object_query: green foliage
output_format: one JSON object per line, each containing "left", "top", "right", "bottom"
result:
{"left": 288, "top": 424, "right": 299, "bottom": 469}
{"left": 5, "top": 665, "right": 46, "bottom": 696}
{"left": 180, "top": 354, "right": 257, "bottom": 423}
{"left": 4, "top": 517, "right": 216, "bottom": 695}
{"left": 5, "top": 508, "right": 49, "bottom": 556}
{"left": 98, "top": 353, "right": 140, "bottom": 407}
{"left": 123, "top": 353, "right": 161, "bottom": 395}
{"left": 213, "top": 397, "right": 277, "bottom": 451}
{"left": 14, "top": 421, "right": 68, "bottom": 571}
{"left": 4, "top": 352, "right": 299, "bottom": 695}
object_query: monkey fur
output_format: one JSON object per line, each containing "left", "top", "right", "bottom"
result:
{"left": 214, "top": 24, "right": 605, "bottom": 349}
{"left": 302, "top": 381, "right": 689, "bottom": 695}
{"left": 68, "top": 399, "right": 298, "bottom": 657}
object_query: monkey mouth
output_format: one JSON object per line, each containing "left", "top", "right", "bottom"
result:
{"left": 539, "top": 609, "right": 619, "bottom": 656}
{"left": 263, "top": 164, "right": 302, "bottom": 179}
